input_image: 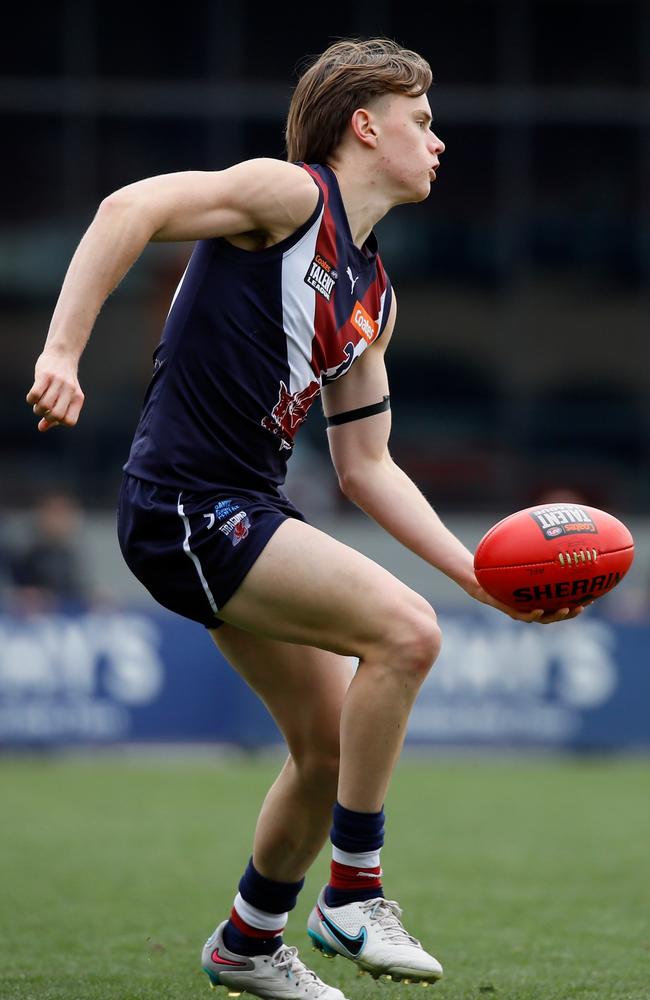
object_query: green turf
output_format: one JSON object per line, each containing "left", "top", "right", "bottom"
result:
{"left": 0, "top": 754, "right": 648, "bottom": 1000}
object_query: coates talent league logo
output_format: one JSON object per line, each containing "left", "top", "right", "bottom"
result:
{"left": 304, "top": 254, "right": 338, "bottom": 301}
{"left": 529, "top": 504, "right": 598, "bottom": 540}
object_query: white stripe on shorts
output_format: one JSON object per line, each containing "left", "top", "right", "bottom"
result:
{"left": 332, "top": 846, "right": 382, "bottom": 869}
{"left": 177, "top": 493, "right": 220, "bottom": 618}
{"left": 234, "top": 892, "right": 287, "bottom": 931}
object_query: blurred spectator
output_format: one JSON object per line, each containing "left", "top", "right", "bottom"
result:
{"left": 7, "top": 493, "right": 89, "bottom": 613}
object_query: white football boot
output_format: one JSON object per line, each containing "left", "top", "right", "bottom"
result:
{"left": 307, "top": 889, "right": 443, "bottom": 985}
{"left": 202, "top": 921, "right": 349, "bottom": 1000}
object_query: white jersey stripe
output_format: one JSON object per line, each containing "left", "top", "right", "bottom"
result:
{"left": 281, "top": 208, "right": 323, "bottom": 395}
{"left": 377, "top": 285, "right": 389, "bottom": 333}
{"left": 166, "top": 260, "right": 191, "bottom": 320}
{"left": 177, "top": 494, "right": 219, "bottom": 617}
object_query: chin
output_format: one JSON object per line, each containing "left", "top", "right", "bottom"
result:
{"left": 391, "top": 173, "right": 432, "bottom": 206}
{"left": 410, "top": 180, "right": 432, "bottom": 203}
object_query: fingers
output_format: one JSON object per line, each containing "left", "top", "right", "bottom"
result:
{"left": 31, "top": 379, "right": 66, "bottom": 418}
{"left": 508, "top": 608, "right": 545, "bottom": 623}
{"left": 510, "top": 604, "right": 591, "bottom": 624}
{"left": 28, "top": 377, "right": 85, "bottom": 431}
{"left": 538, "top": 607, "right": 576, "bottom": 624}
{"left": 26, "top": 373, "right": 51, "bottom": 407}
{"left": 37, "top": 415, "right": 59, "bottom": 432}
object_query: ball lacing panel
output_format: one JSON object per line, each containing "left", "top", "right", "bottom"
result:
{"left": 558, "top": 548, "right": 598, "bottom": 567}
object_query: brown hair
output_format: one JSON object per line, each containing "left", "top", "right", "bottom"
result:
{"left": 285, "top": 38, "right": 432, "bottom": 164}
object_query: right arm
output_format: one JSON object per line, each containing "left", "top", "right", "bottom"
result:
{"left": 27, "top": 159, "right": 319, "bottom": 431}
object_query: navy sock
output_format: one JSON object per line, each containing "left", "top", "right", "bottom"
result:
{"left": 325, "top": 802, "right": 385, "bottom": 907}
{"left": 223, "top": 858, "right": 304, "bottom": 956}
{"left": 223, "top": 923, "right": 280, "bottom": 957}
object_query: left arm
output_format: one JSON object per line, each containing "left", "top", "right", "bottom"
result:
{"left": 324, "top": 296, "right": 477, "bottom": 592}
{"left": 323, "top": 296, "right": 579, "bottom": 623}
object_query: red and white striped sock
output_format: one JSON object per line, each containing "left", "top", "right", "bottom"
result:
{"left": 224, "top": 893, "right": 286, "bottom": 956}
{"left": 328, "top": 846, "right": 383, "bottom": 900}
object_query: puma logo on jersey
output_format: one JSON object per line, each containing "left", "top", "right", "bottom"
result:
{"left": 351, "top": 301, "right": 379, "bottom": 343}
{"left": 346, "top": 266, "right": 359, "bottom": 293}
{"left": 305, "top": 253, "right": 338, "bottom": 301}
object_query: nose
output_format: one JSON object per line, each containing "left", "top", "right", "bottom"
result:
{"left": 430, "top": 131, "right": 445, "bottom": 155}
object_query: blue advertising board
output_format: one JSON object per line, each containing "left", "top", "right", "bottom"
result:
{"left": 0, "top": 606, "right": 648, "bottom": 750}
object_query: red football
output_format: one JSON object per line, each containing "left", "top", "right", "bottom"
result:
{"left": 474, "top": 503, "right": 634, "bottom": 613}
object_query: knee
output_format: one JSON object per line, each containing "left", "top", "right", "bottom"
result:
{"left": 292, "top": 744, "right": 340, "bottom": 796}
{"left": 382, "top": 599, "right": 442, "bottom": 681}
{"left": 404, "top": 608, "right": 442, "bottom": 678}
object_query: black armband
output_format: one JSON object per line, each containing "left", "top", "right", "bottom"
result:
{"left": 326, "top": 395, "right": 391, "bottom": 428}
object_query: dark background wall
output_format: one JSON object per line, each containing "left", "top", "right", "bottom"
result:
{"left": 2, "top": 0, "right": 648, "bottom": 514}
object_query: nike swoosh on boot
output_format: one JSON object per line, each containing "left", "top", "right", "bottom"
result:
{"left": 319, "top": 909, "right": 367, "bottom": 957}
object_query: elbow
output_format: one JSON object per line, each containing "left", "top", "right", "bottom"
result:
{"left": 337, "top": 466, "right": 371, "bottom": 505}
{"left": 96, "top": 190, "right": 157, "bottom": 241}
{"left": 97, "top": 190, "right": 131, "bottom": 216}
{"left": 337, "top": 452, "right": 393, "bottom": 504}
{"left": 95, "top": 191, "right": 137, "bottom": 230}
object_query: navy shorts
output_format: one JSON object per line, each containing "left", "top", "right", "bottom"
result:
{"left": 117, "top": 473, "right": 306, "bottom": 628}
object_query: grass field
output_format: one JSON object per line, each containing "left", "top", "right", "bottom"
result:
{"left": 0, "top": 754, "right": 648, "bottom": 1000}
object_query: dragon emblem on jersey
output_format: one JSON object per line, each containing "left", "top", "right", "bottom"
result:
{"left": 262, "top": 379, "right": 321, "bottom": 451}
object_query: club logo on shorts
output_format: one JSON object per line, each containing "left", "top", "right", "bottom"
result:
{"left": 304, "top": 253, "right": 338, "bottom": 301}
{"left": 215, "top": 499, "right": 240, "bottom": 519}
{"left": 219, "top": 510, "right": 251, "bottom": 546}
{"left": 204, "top": 499, "right": 240, "bottom": 530}
{"left": 529, "top": 504, "right": 598, "bottom": 540}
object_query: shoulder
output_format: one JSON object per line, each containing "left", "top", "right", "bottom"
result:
{"left": 231, "top": 157, "right": 317, "bottom": 190}
{"left": 226, "top": 158, "right": 321, "bottom": 229}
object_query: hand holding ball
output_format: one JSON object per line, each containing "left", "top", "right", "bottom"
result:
{"left": 474, "top": 503, "right": 634, "bottom": 614}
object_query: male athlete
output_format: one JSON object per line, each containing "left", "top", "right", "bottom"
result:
{"left": 27, "top": 38, "right": 583, "bottom": 1000}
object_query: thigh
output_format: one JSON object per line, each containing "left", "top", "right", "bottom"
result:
{"left": 216, "top": 517, "right": 433, "bottom": 656}
{"left": 211, "top": 623, "right": 355, "bottom": 757}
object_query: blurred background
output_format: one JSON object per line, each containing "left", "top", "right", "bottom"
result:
{"left": 0, "top": 0, "right": 649, "bottom": 751}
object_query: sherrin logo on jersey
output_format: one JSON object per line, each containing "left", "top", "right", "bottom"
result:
{"left": 304, "top": 253, "right": 338, "bottom": 301}
{"left": 351, "top": 300, "right": 379, "bottom": 344}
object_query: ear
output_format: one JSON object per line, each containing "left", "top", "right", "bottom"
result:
{"left": 349, "top": 108, "right": 379, "bottom": 149}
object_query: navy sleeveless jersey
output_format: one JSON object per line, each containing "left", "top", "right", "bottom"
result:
{"left": 124, "top": 163, "right": 393, "bottom": 494}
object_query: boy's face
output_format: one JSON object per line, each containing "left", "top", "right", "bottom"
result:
{"left": 371, "top": 92, "right": 445, "bottom": 203}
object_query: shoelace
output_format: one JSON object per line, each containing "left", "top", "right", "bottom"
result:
{"left": 359, "top": 898, "right": 422, "bottom": 947}
{"left": 272, "top": 945, "right": 329, "bottom": 995}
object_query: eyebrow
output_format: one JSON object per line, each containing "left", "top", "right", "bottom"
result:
{"left": 414, "top": 110, "right": 432, "bottom": 124}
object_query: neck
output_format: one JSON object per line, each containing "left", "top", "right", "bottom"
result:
{"left": 327, "top": 161, "right": 394, "bottom": 249}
